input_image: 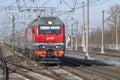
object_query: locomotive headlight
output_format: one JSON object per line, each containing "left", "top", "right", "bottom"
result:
{"left": 39, "top": 45, "right": 46, "bottom": 49}
{"left": 48, "top": 20, "right": 52, "bottom": 25}
{"left": 42, "top": 45, "right": 46, "bottom": 48}
{"left": 55, "top": 45, "right": 62, "bottom": 49}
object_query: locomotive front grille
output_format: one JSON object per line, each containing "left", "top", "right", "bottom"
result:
{"left": 47, "top": 45, "right": 55, "bottom": 49}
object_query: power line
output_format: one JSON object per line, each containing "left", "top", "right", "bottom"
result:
{"left": 0, "top": 1, "right": 17, "bottom": 12}
{"left": 90, "top": 0, "right": 111, "bottom": 7}
{"left": 23, "top": 0, "right": 31, "bottom": 8}
{"left": 62, "top": 0, "right": 73, "bottom": 9}
{"left": 57, "top": 0, "right": 103, "bottom": 17}
{"left": 56, "top": 0, "right": 62, "bottom": 9}
{"left": 104, "top": 9, "right": 118, "bottom": 23}
{"left": 40, "top": 0, "right": 50, "bottom": 7}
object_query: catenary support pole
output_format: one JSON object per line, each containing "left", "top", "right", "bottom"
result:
{"left": 75, "top": 20, "right": 78, "bottom": 50}
{"left": 115, "top": 17, "right": 119, "bottom": 51}
{"left": 85, "top": 0, "right": 90, "bottom": 59}
{"left": 82, "top": 2, "right": 86, "bottom": 52}
{"left": 101, "top": 10, "right": 105, "bottom": 53}
{"left": 11, "top": 14, "right": 15, "bottom": 51}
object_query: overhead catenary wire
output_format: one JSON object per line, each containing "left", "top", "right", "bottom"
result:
{"left": 23, "top": 0, "right": 31, "bottom": 9}
{"left": 73, "top": 0, "right": 77, "bottom": 10}
{"left": 56, "top": 0, "right": 62, "bottom": 9}
{"left": 104, "top": 9, "right": 118, "bottom": 23}
{"left": 0, "top": 0, "right": 115, "bottom": 38}
{"left": 57, "top": 0, "right": 109, "bottom": 17}
{"left": 76, "top": 0, "right": 110, "bottom": 10}
{"left": 89, "top": 0, "right": 111, "bottom": 7}
{"left": 62, "top": 0, "right": 73, "bottom": 9}
{"left": 40, "top": 0, "right": 50, "bottom": 7}
{"left": 0, "top": 0, "right": 34, "bottom": 37}
{"left": 0, "top": 1, "right": 17, "bottom": 13}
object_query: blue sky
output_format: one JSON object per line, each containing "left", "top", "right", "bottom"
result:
{"left": 0, "top": 0, "right": 120, "bottom": 38}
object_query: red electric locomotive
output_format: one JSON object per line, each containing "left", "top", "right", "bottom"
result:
{"left": 23, "top": 17, "right": 65, "bottom": 63}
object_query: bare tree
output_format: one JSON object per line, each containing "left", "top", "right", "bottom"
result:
{"left": 90, "top": 4, "right": 120, "bottom": 49}
{"left": 106, "top": 4, "right": 120, "bottom": 44}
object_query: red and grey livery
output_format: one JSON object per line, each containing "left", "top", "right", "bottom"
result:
{"left": 5, "top": 17, "right": 65, "bottom": 64}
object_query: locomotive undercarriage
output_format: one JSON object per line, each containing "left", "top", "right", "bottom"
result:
{"left": 5, "top": 45, "right": 62, "bottom": 64}
{"left": 37, "top": 49, "right": 61, "bottom": 64}
{"left": 38, "top": 57, "right": 61, "bottom": 64}
{"left": 24, "top": 48, "right": 61, "bottom": 64}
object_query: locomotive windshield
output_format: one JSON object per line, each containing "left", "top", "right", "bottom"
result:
{"left": 39, "top": 26, "right": 61, "bottom": 34}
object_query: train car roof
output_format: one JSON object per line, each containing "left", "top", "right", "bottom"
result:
{"left": 28, "top": 17, "right": 63, "bottom": 27}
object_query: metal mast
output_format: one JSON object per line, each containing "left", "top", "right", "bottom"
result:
{"left": 82, "top": 2, "right": 86, "bottom": 52}
{"left": 85, "top": 0, "right": 90, "bottom": 59}
{"left": 11, "top": 14, "right": 15, "bottom": 51}
{"left": 101, "top": 10, "right": 105, "bottom": 53}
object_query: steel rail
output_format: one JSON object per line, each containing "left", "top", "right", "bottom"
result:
{"left": 0, "top": 48, "right": 9, "bottom": 80}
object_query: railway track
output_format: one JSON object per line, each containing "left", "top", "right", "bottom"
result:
{"left": 66, "top": 48, "right": 120, "bottom": 60}
{"left": 1, "top": 45, "right": 83, "bottom": 80}
{"left": 88, "top": 47, "right": 120, "bottom": 58}
{"left": 2, "top": 47, "right": 59, "bottom": 80}
{"left": 0, "top": 47, "right": 9, "bottom": 80}
{"left": 6, "top": 61, "right": 55, "bottom": 80}
{"left": 1, "top": 45, "right": 120, "bottom": 80}
{"left": 61, "top": 56, "right": 120, "bottom": 80}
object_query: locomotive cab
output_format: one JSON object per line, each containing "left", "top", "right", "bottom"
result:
{"left": 27, "top": 17, "right": 65, "bottom": 64}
